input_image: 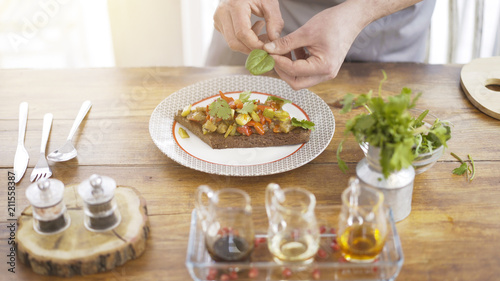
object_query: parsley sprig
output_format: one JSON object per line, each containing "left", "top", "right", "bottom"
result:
{"left": 337, "top": 71, "right": 419, "bottom": 178}
{"left": 451, "top": 152, "right": 475, "bottom": 182}
{"left": 208, "top": 98, "right": 232, "bottom": 120}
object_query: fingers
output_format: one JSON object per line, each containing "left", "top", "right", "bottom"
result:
{"left": 261, "top": 1, "right": 284, "bottom": 41}
{"left": 230, "top": 6, "right": 265, "bottom": 52}
{"left": 274, "top": 66, "right": 332, "bottom": 91}
{"left": 263, "top": 30, "right": 308, "bottom": 56}
{"left": 271, "top": 55, "right": 341, "bottom": 90}
{"left": 213, "top": 0, "right": 283, "bottom": 54}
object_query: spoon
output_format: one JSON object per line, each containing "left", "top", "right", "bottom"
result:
{"left": 47, "top": 100, "right": 92, "bottom": 162}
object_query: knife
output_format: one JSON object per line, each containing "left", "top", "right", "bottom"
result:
{"left": 13, "top": 102, "right": 29, "bottom": 183}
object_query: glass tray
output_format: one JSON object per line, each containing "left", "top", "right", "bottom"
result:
{"left": 185, "top": 205, "right": 403, "bottom": 281}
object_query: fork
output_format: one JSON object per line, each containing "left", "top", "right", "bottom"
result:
{"left": 30, "top": 113, "right": 53, "bottom": 182}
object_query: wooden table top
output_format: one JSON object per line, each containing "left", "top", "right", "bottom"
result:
{"left": 1, "top": 63, "right": 499, "bottom": 281}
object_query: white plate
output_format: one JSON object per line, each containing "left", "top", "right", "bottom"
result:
{"left": 149, "top": 75, "right": 335, "bottom": 176}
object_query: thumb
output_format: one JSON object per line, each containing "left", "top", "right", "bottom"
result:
{"left": 263, "top": 31, "right": 304, "bottom": 55}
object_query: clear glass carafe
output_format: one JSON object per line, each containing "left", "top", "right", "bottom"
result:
{"left": 337, "top": 178, "right": 388, "bottom": 263}
{"left": 356, "top": 145, "right": 415, "bottom": 222}
{"left": 265, "top": 183, "right": 320, "bottom": 263}
{"left": 195, "top": 185, "right": 255, "bottom": 262}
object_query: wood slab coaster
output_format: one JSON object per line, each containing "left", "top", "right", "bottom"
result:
{"left": 460, "top": 56, "right": 500, "bottom": 120}
{"left": 16, "top": 185, "right": 150, "bottom": 277}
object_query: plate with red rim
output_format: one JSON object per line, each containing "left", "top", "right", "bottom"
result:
{"left": 149, "top": 75, "right": 335, "bottom": 176}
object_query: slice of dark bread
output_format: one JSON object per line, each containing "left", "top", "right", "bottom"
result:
{"left": 174, "top": 111, "right": 311, "bottom": 149}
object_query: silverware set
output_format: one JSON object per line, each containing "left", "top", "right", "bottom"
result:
{"left": 13, "top": 100, "right": 92, "bottom": 183}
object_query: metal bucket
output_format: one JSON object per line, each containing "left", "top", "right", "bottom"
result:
{"left": 355, "top": 145, "right": 415, "bottom": 222}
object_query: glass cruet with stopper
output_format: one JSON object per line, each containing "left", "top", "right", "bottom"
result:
{"left": 337, "top": 178, "right": 388, "bottom": 263}
{"left": 25, "top": 178, "right": 71, "bottom": 235}
{"left": 78, "top": 174, "right": 121, "bottom": 232}
{"left": 265, "top": 183, "right": 320, "bottom": 263}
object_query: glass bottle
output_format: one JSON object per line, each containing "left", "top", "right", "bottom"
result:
{"left": 356, "top": 145, "right": 415, "bottom": 222}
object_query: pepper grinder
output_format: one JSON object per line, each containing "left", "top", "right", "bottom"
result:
{"left": 78, "top": 174, "right": 121, "bottom": 232}
{"left": 26, "top": 178, "right": 71, "bottom": 235}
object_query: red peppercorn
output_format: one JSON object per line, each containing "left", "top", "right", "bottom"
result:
{"left": 312, "top": 268, "right": 321, "bottom": 280}
{"left": 220, "top": 273, "right": 230, "bottom": 281}
{"left": 317, "top": 248, "right": 328, "bottom": 259}
{"left": 282, "top": 268, "right": 292, "bottom": 278}
{"left": 248, "top": 268, "right": 259, "bottom": 279}
{"left": 229, "top": 271, "right": 238, "bottom": 280}
{"left": 319, "top": 225, "right": 327, "bottom": 234}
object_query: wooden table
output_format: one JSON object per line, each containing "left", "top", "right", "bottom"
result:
{"left": 1, "top": 63, "right": 499, "bottom": 281}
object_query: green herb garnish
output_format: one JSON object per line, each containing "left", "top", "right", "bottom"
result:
{"left": 245, "top": 49, "right": 275, "bottom": 75}
{"left": 451, "top": 152, "right": 476, "bottom": 182}
{"left": 337, "top": 70, "right": 420, "bottom": 178}
{"left": 238, "top": 101, "right": 256, "bottom": 114}
{"left": 208, "top": 98, "right": 232, "bottom": 120}
{"left": 239, "top": 91, "right": 252, "bottom": 103}
{"left": 291, "top": 117, "right": 315, "bottom": 131}
{"left": 266, "top": 96, "right": 292, "bottom": 105}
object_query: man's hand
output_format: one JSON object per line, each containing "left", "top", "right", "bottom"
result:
{"left": 263, "top": 3, "right": 366, "bottom": 90}
{"left": 213, "top": 0, "right": 284, "bottom": 54}
{"left": 263, "top": 0, "right": 422, "bottom": 90}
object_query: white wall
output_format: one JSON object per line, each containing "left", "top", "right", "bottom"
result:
{"left": 107, "top": 0, "right": 184, "bottom": 67}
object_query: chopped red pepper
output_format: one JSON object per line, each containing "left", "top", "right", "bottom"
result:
{"left": 257, "top": 104, "right": 273, "bottom": 112}
{"left": 273, "top": 124, "right": 281, "bottom": 133}
{"left": 219, "top": 91, "right": 234, "bottom": 103}
{"left": 259, "top": 113, "right": 265, "bottom": 125}
{"left": 253, "top": 122, "right": 265, "bottom": 135}
{"left": 237, "top": 125, "right": 252, "bottom": 136}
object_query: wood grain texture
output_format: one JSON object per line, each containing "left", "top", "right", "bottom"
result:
{"left": 16, "top": 185, "right": 149, "bottom": 277}
{"left": 1, "top": 64, "right": 499, "bottom": 281}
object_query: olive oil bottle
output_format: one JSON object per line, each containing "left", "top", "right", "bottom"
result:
{"left": 338, "top": 224, "right": 386, "bottom": 262}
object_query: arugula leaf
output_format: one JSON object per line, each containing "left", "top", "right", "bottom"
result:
{"left": 291, "top": 118, "right": 315, "bottom": 131}
{"left": 208, "top": 98, "right": 232, "bottom": 120}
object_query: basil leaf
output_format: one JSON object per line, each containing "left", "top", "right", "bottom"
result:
{"left": 245, "top": 49, "right": 275, "bottom": 75}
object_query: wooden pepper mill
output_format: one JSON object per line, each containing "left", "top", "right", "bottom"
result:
{"left": 78, "top": 174, "right": 121, "bottom": 232}
{"left": 25, "top": 178, "right": 71, "bottom": 235}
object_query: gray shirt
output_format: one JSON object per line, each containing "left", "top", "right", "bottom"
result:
{"left": 205, "top": 0, "right": 436, "bottom": 65}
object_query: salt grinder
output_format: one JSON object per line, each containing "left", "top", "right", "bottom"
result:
{"left": 26, "top": 178, "right": 71, "bottom": 235}
{"left": 78, "top": 174, "right": 121, "bottom": 232}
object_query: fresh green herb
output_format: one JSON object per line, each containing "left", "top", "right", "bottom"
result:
{"left": 208, "top": 98, "right": 232, "bottom": 120}
{"left": 238, "top": 101, "right": 256, "bottom": 114}
{"left": 245, "top": 49, "right": 275, "bottom": 75}
{"left": 452, "top": 163, "right": 468, "bottom": 175}
{"left": 291, "top": 117, "right": 315, "bottom": 131}
{"left": 337, "top": 70, "right": 420, "bottom": 178}
{"left": 451, "top": 152, "right": 476, "bottom": 182}
{"left": 337, "top": 140, "right": 348, "bottom": 172}
{"left": 266, "top": 96, "right": 292, "bottom": 105}
{"left": 410, "top": 110, "right": 452, "bottom": 155}
{"left": 239, "top": 91, "right": 252, "bottom": 103}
